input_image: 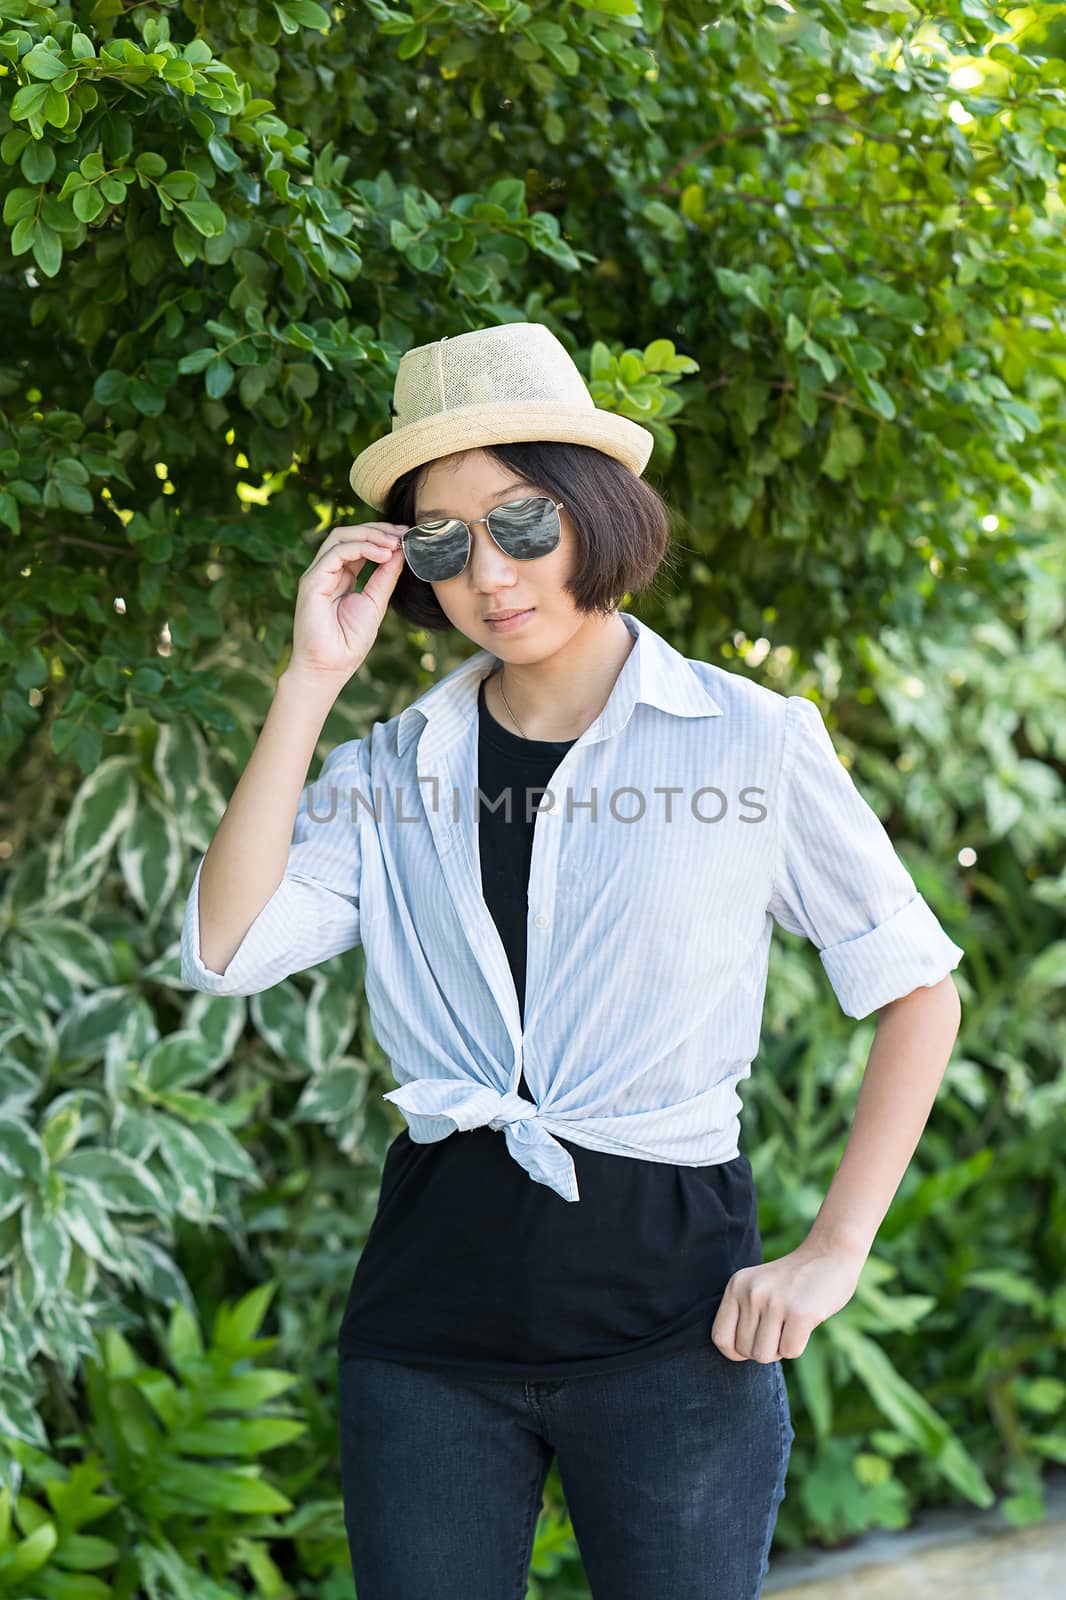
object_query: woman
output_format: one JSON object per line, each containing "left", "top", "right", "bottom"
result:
{"left": 181, "top": 322, "right": 964, "bottom": 1598}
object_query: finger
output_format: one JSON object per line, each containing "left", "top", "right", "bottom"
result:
{"left": 349, "top": 547, "right": 404, "bottom": 620}
{"left": 734, "top": 1298, "right": 761, "bottom": 1362}
{"left": 777, "top": 1318, "right": 809, "bottom": 1356}
{"left": 754, "top": 1317, "right": 786, "bottom": 1364}
{"left": 711, "top": 1297, "right": 745, "bottom": 1362}
{"left": 314, "top": 522, "right": 407, "bottom": 557}
{"left": 316, "top": 532, "right": 403, "bottom": 558}
{"left": 308, "top": 525, "right": 406, "bottom": 567}
{"left": 302, "top": 536, "right": 401, "bottom": 581}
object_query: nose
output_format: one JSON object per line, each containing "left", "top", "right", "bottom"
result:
{"left": 467, "top": 521, "right": 518, "bottom": 591}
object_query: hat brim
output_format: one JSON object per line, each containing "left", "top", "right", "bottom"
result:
{"left": 348, "top": 403, "right": 656, "bottom": 511}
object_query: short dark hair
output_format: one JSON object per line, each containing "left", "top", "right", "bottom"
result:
{"left": 382, "top": 441, "right": 678, "bottom": 632}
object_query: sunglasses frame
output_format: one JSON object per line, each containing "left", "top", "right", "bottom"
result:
{"left": 401, "top": 496, "right": 565, "bottom": 583}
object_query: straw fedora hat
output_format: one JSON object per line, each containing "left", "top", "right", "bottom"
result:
{"left": 349, "top": 321, "right": 656, "bottom": 511}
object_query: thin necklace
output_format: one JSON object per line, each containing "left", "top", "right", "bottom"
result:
{"left": 496, "top": 668, "right": 527, "bottom": 739}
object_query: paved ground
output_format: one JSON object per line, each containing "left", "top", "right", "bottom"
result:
{"left": 764, "top": 1468, "right": 1066, "bottom": 1598}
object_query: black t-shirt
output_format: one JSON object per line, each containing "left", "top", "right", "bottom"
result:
{"left": 336, "top": 674, "right": 763, "bottom": 1379}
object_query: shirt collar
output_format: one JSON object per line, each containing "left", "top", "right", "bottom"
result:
{"left": 396, "top": 611, "right": 722, "bottom": 759}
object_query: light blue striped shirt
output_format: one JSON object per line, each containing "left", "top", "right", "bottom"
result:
{"left": 180, "top": 610, "right": 964, "bottom": 1202}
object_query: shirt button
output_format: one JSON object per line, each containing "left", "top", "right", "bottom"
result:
{"left": 534, "top": 913, "right": 549, "bottom": 929}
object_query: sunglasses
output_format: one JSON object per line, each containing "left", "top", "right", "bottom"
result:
{"left": 401, "top": 495, "right": 564, "bottom": 583}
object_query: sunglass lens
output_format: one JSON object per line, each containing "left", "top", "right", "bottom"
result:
{"left": 403, "top": 518, "right": 469, "bottom": 582}
{"left": 488, "top": 497, "right": 561, "bottom": 558}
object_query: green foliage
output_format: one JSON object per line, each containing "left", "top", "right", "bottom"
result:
{"left": 0, "top": 0, "right": 1064, "bottom": 1591}
{"left": 0, "top": 1284, "right": 349, "bottom": 1597}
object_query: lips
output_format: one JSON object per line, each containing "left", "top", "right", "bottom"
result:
{"left": 486, "top": 609, "right": 532, "bottom": 621}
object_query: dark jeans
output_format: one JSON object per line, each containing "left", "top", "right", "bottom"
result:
{"left": 337, "top": 1340, "right": 795, "bottom": 1599}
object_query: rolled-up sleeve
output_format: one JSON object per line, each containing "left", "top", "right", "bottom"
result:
{"left": 180, "top": 737, "right": 370, "bottom": 996}
{"left": 768, "top": 694, "right": 963, "bottom": 1019}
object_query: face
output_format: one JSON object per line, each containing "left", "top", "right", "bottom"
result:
{"left": 411, "top": 449, "right": 592, "bottom": 658}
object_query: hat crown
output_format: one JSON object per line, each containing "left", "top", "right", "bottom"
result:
{"left": 393, "top": 323, "right": 593, "bottom": 430}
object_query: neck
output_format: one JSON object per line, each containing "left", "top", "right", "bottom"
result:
{"left": 488, "top": 611, "right": 635, "bottom": 742}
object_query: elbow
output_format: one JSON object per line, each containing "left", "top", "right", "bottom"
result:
{"left": 180, "top": 942, "right": 260, "bottom": 998}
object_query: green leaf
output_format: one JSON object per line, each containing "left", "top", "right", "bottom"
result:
{"left": 208, "top": 1369, "right": 300, "bottom": 1408}
{"left": 206, "top": 355, "right": 235, "bottom": 398}
{"left": 574, "top": 0, "right": 640, "bottom": 13}
{"left": 275, "top": 0, "right": 332, "bottom": 31}
{"left": 92, "top": 369, "right": 129, "bottom": 404}
{"left": 10, "top": 83, "right": 50, "bottom": 121}
{"left": 214, "top": 1282, "right": 277, "bottom": 1350}
{"left": 177, "top": 199, "right": 227, "bottom": 237}
{"left": 828, "top": 1322, "right": 994, "bottom": 1505}
{"left": 397, "top": 22, "right": 427, "bottom": 59}
{"left": 73, "top": 186, "right": 105, "bottom": 223}
{"left": 172, "top": 1416, "right": 305, "bottom": 1455}
{"left": 166, "top": 1301, "right": 204, "bottom": 1367}
{"left": 293, "top": 1064, "right": 365, "bottom": 1121}
{"left": 792, "top": 1331, "right": 833, "bottom": 1440}
{"left": 0, "top": 1116, "right": 47, "bottom": 1184}
{"left": 963, "top": 1268, "right": 1048, "bottom": 1310}
{"left": 23, "top": 44, "right": 69, "bottom": 81}
{"left": 142, "top": 1032, "right": 218, "bottom": 1093}
{"left": 60, "top": 1149, "right": 169, "bottom": 1219}
{"left": 643, "top": 338, "right": 675, "bottom": 371}
{"left": 177, "top": 346, "right": 217, "bottom": 374}
{"left": 21, "top": 1192, "right": 73, "bottom": 1307}
{"left": 8, "top": 1519, "right": 57, "bottom": 1577}
{"left": 641, "top": 198, "right": 685, "bottom": 242}
{"left": 485, "top": 177, "right": 526, "bottom": 216}
{"left": 135, "top": 151, "right": 168, "bottom": 177}
{"left": 543, "top": 41, "right": 580, "bottom": 75}
{"left": 20, "top": 141, "right": 56, "bottom": 183}
{"left": 32, "top": 220, "right": 62, "bottom": 277}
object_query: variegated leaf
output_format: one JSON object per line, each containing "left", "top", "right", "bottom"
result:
{"left": 55, "top": 987, "right": 135, "bottom": 1068}
{"left": 0, "top": 1115, "right": 46, "bottom": 1184}
{"left": 0, "top": 1375, "right": 49, "bottom": 1449}
{"left": 104, "top": 997, "right": 161, "bottom": 1099}
{"left": 59, "top": 1148, "right": 170, "bottom": 1220}
{"left": 55, "top": 754, "right": 139, "bottom": 877}
{"left": 141, "top": 1031, "right": 219, "bottom": 1093}
{"left": 0, "top": 1059, "right": 38, "bottom": 1111}
{"left": 248, "top": 980, "right": 309, "bottom": 1073}
{"left": 19, "top": 917, "right": 114, "bottom": 990}
{"left": 181, "top": 991, "right": 246, "bottom": 1073}
{"left": 60, "top": 1175, "right": 130, "bottom": 1268}
{"left": 152, "top": 1117, "right": 216, "bottom": 1219}
{"left": 40, "top": 1101, "right": 82, "bottom": 1164}
{"left": 36, "top": 1291, "right": 102, "bottom": 1376}
{"left": 153, "top": 716, "right": 206, "bottom": 814}
{"left": 293, "top": 1063, "right": 367, "bottom": 1123}
{"left": 20, "top": 1191, "right": 72, "bottom": 1309}
{"left": 0, "top": 972, "right": 56, "bottom": 1054}
{"left": 303, "top": 972, "right": 359, "bottom": 1074}
{"left": 118, "top": 789, "right": 184, "bottom": 925}
{"left": 181, "top": 777, "right": 230, "bottom": 856}
{"left": 0, "top": 1170, "right": 24, "bottom": 1223}
{"left": 113, "top": 1102, "right": 163, "bottom": 1161}
{"left": 121, "top": 1233, "right": 196, "bottom": 1312}
{"left": 183, "top": 1121, "right": 260, "bottom": 1185}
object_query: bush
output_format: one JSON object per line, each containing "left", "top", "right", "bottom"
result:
{"left": 2, "top": 0, "right": 1064, "bottom": 1590}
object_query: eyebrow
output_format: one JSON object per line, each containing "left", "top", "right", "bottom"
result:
{"left": 414, "top": 481, "right": 535, "bottom": 520}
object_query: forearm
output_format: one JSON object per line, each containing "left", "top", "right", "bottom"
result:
{"left": 197, "top": 665, "right": 347, "bottom": 974}
{"left": 800, "top": 974, "right": 963, "bottom": 1263}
